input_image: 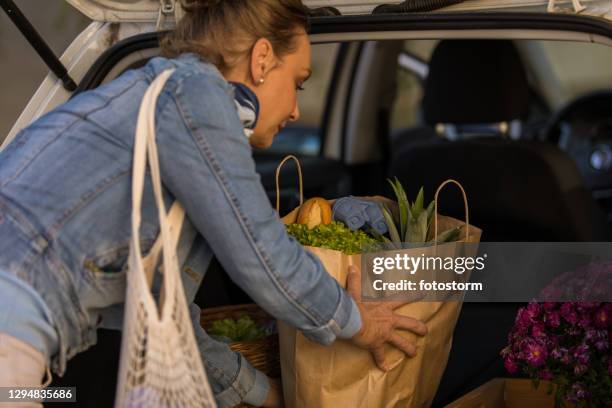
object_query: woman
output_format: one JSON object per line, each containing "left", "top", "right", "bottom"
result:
{"left": 0, "top": 1, "right": 427, "bottom": 406}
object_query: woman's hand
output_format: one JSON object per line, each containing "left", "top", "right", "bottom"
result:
{"left": 262, "top": 377, "right": 284, "bottom": 408}
{"left": 347, "top": 265, "right": 428, "bottom": 372}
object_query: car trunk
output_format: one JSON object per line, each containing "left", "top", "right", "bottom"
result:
{"left": 5, "top": 3, "right": 612, "bottom": 406}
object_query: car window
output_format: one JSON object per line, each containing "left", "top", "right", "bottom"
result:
{"left": 262, "top": 43, "right": 339, "bottom": 156}
{"left": 389, "top": 40, "right": 437, "bottom": 137}
{"left": 520, "top": 40, "right": 612, "bottom": 109}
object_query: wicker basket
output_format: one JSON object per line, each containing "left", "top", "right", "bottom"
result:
{"left": 200, "top": 304, "right": 280, "bottom": 407}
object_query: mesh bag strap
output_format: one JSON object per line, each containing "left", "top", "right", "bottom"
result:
{"left": 115, "top": 69, "right": 217, "bottom": 408}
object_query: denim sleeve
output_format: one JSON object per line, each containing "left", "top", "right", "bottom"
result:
{"left": 189, "top": 303, "right": 269, "bottom": 407}
{"left": 155, "top": 70, "right": 361, "bottom": 345}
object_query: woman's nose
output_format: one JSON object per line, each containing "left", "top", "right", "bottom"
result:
{"left": 289, "top": 103, "right": 300, "bottom": 122}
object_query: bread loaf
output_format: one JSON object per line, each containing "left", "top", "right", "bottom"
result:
{"left": 296, "top": 198, "right": 332, "bottom": 229}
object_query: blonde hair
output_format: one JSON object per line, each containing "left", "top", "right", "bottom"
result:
{"left": 161, "top": 0, "right": 309, "bottom": 74}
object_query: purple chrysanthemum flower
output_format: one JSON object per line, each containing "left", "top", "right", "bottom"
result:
{"left": 551, "top": 346, "right": 569, "bottom": 363}
{"left": 515, "top": 307, "right": 537, "bottom": 332}
{"left": 561, "top": 353, "right": 572, "bottom": 365}
{"left": 504, "top": 356, "right": 518, "bottom": 374}
{"left": 532, "top": 323, "right": 547, "bottom": 339}
{"left": 545, "top": 310, "right": 561, "bottom": 328}
{"left": 585, "top": 329, "right": 598, "bottom": 342}
{"left": 526, "top": 302, "right": 541, "bottom": 318}
{"left": 576, "top": 302, "right": 599, "bottom": 312}
{"left": 546, "top": 336, "right": 559, "bottom": 351}
{"left": 573, "top": 344, "right": 590, "bottom": 365}
{"left": 506, "top": 300, "right": 611, "bottom": 403}
{"left": 571, "top": 382, "right": 589, "bottom": 401}
{"left": 594, "top": 305, "right": 609, "bottom": 329}
{"left": 574, "top": 363, "right": 587, "bottom": 375}
{"left": 524, "top": 341, "right": 547, "bottom": 367}
{"left": 595, "top": 339, "right": 608, "bottom": 351}
{"left": 543, "top": 302, "right": 556, "bottom": 311}
{"left": 561, "top": 303, "right": 578, "bottom": 324}
{"left": 578, "top": 314, "right": 592, "bottom": 329}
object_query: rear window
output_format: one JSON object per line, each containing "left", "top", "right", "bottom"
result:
{"left": 389, "top": 39, "right": 612, "bottom": 136}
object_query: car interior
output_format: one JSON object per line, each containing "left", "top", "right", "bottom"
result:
{"left": 40, "top": 27, "right": 612, "bottom": 406}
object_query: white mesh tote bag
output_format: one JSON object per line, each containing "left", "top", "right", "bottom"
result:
{"left": 115, "top": 69, "right": 217, "bottom": 408}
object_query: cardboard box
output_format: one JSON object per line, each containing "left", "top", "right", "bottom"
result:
{"left": 445, "top": 378, "right": 557, "bottom": 408}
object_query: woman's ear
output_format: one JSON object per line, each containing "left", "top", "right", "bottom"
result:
{"left": 249, "top": 38, "right": 276, "bottom": 86}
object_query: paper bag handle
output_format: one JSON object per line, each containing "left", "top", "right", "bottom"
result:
{"left": 433, "top": 179, "right": 470, "bottom": 244}
{"left": 275, "top": 154, "right": 304, "bottom": 213}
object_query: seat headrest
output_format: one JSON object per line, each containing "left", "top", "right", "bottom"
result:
{"left": 423, "top": 40, "right": 530, "bottom": 125}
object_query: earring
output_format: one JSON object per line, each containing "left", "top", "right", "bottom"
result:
{"left": 259, "top": 77, "right": 265, "bottom": 84}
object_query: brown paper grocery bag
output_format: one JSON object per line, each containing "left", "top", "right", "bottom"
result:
{"left": 275, "top": 156, "right": 482, "bottom": 408}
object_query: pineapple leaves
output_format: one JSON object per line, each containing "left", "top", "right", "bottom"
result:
{"left": 429, "top": 226, "right": 462, "bottom": 244}
{"left": 388, "top": 178, "right": 408, "bottom": 240}
{"left": 383, "top": 178, "right": 462, "bottom": 245}
{"left": 404, "top": 214, "right": 412, "bottom": 242}
{"left": 367, "top": 227, "right": 392, "bottom": 244}
{"left": 426, "top": 200, "right": 435, "bottom": 228}
{"left": 413, "top": 187, "right": 424, "bottom": 220}
{"left": 380, "top": 203, "right": 401, "bottom": 244}
{"left": 417, "top": 209, "right": 429, "bottom": 242}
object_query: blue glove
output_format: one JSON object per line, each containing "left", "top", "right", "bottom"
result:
{"left": 332, "top": 197, "right": 388, "bottom": 235}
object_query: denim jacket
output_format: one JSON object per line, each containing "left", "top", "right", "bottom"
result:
{"left": 0, "top": 54, "right": 361, "bottom": 407}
